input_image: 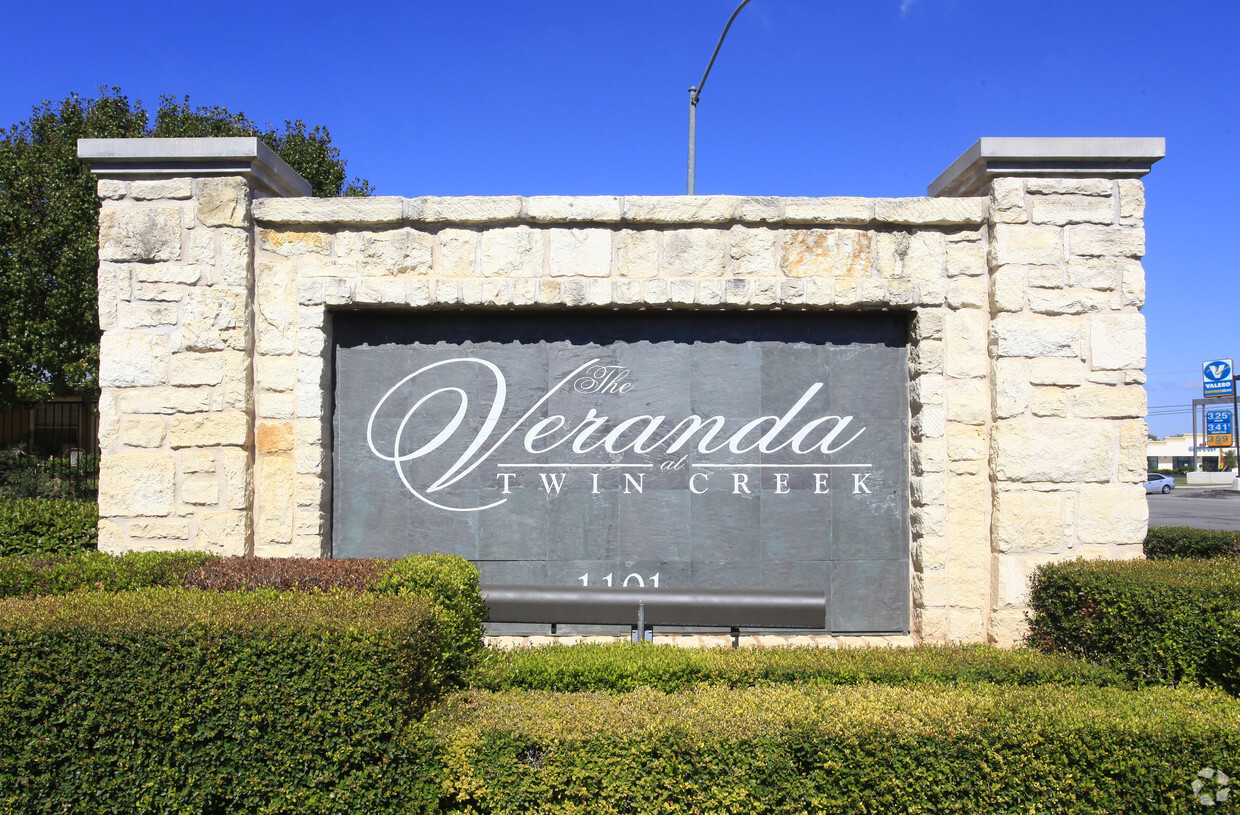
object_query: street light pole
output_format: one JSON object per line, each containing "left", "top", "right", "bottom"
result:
{"left": 687, "top": 0, "right": 753, "bottom": 195}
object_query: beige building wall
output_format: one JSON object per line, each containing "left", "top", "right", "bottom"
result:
{"left": 81, "top": 136, "right": 1162, "bottom": 644}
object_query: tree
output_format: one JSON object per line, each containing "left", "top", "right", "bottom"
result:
{"left": 0, "top": 88, "right": 372, "bottom": 409}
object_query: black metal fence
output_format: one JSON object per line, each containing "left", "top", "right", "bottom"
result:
{"left": 0, "top": 398, "right": 99, "bottom": 500}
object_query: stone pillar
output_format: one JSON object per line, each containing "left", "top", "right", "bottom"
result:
{"left": 932, "top": 137, "right": 1165, "bottom": 643}
{"left": 79, "top": 138, "right": 310, "bottom": 554}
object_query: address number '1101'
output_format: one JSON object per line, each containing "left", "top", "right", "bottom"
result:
{"left": 578, "top": 573, "right": 660, "bottom": 588}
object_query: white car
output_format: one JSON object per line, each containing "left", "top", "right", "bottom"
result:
{"left": 1143, "top": 473, "right": 1176, "bottom": 494}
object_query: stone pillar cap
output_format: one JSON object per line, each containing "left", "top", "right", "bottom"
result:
{"left": 78, "top": 137, "right": 312, "bottom": 198}
{"left": 929, "top": 137, "right": 1165, "bottom": 198}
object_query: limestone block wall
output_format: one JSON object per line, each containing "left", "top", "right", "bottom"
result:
{"left": 83, "top": 136, "right": 1162, "bottom": 644}
{"left": 94, "top": 175, "right": 255, "bottom": 554}
{"left": 984, "top": 177, "right": 1149, "bottom": 642}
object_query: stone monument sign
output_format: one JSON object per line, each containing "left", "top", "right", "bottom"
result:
{"left": 80, "top": 135, "right": 1163, "bottom": 643}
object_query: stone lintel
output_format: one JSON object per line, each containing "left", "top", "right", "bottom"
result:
{"left": 251, "top": 194, "right": 989, "bottom": 229}
{"left": 78, "top": 137, "right": 312, "bottom": 198}
{"left": 929, "top": 137, "right": 1166, "bottom": 198}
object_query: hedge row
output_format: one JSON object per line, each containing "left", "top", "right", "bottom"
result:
{"left": 0, "top": 589, "right": 444, "bottom": 813}
{"left": 472, "top": 642, "right": 1123, "bottom": 692}
{"left": 1027, "top": 557, "right": 1240, "bottom": 693}
{"left": 1145, "top": 525, "right": 1240, "bottom": 559}
{"left": 0, "top": 498, "right": 97, "bottom": 555}
{"left": 431, "top": 684, "right": 1240, "bottom": 814}
{"left": 0, "top": 550, "right": 214, "bottom": 597}
{"left": 0, "top": 550, "right": 488, "bottom": 691}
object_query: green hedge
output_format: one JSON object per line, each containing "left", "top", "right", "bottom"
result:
{"left": 0, "top": 549, "right": 488, "bottom": 690}
{"left": 1027, "top": 558, "right": 1240, "bottom": 693}
{"left": 0, "top": 550, "right": 214, "bottom": 597}
{"left": 373, "top": 553, "right": 488, "bottom": 691}
{"left": 432, "top": 684, "right": 1240, "bottom": 814}
{"left": 1145, "top": 525, "right": 1240, "bottom": 559}
{"left": 0, "top": 498, "right": 97, "bottom": 555}
{"left": 472, "top": 642, "right": 1124, "bottom": 693}
{"left": 0, "top": 589, "right": 444, "bottom": 813}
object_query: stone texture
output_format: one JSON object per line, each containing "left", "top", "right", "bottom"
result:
{"left": 783, "top": 197, "right": 872, "bottom": 224}
{"left": 943, "top": 310, "right": 987, "bottom": 378}
{"left": 989, "top": 224, "right": 1061, "bottom": 266}
{"left": 661, "top": 229, "right": 726, "bottom": 278}
{"left": 100, "top": 333, "right": 169, "bottom": 388}
{"left": 169, "top": 413, "right": 248, "bottom": 448}
{"left": 1089, "top": 313, "right": 1145, "bottom": 370}
{"left": 258, "top": 456, "right": 295, "bottom": 546}
{"left": 729, "top": 227, "right": 781, "bottom": 277}
{"left": 128, "top": 519, "right": 191, "bottom": 540}
{"left": 989, "top": 267, "right": 1026, "bottom": 312}
{"left": 196, "top": 178, "right": 250, "bottom": 228}
{"left": 180, "top": 289, "right": 246, "bottom": 352}
{"left": 99, "top": 452, "right": 175, "bottom": 517}
{"left": 1029, "top": 195, "right": 1114, "bottom": 226}
{"left": 97, "top": 179, "right": 128, "bottom": 200}
{"left": 1066, "top": 259, "right": 1117, "bottom": 290}
{"left": 99, "top": 206, "right": 182, "bottom": 262}
{"left": 873, "top": 197, "right": 987, "bottom": 225}
{"left": 1077, "top": 485, "right": 1148, "bottom": 544}
{"left": 182, "top": 479, "right": 220, "bottom": 505}
{"left": 478, "top": 226, "right": 542, "bottom": 277}
{"left": 1069, "top": 226, "right": 1144, "bottom": 258}
{"left": 123, "top": 416, "right": 166, "bottom": 448}
{"left": 947, "top": 426, "right": 987, "bottom": 461}
{"left": 1118, "top": 180, "right": 1145, "bottom": 222}
{"left": 196, "top": 510, "right": 249, "bottom": 555}
{"left": 992, "top": 359, "right": 1029, "bottom": 419}
{"left": 623, "top": 196, "right": 734, "bottom": 223}
{"left": 1072, "top": 386, "right": 1147, "bottom": 419}
{"left": 1027, "top": 288, "right": 1111, "bottom": 315}
{"left": 992, "top": 491, "right": 1070, "bottom": 553}
{"left": 1026, "top": 178, "right": 1113, "bottom": 196}
{"left": 252, "top": 196, "right": 404, "bottom": 225}
{"left": 259, "top": 229, "right": 331, "bottom": 256}
{"left": 131, "top": 179, "right": 193, "bottom": 200}
{"left": 1029, "top": 359, "right": 1084, "bottom": 386}
{"left": 992, "top": 422, "right": 1113, "bottom": 483}
{"left": 527, "top": 196, "right": 621, "bottom": 222}
{"left": 169, "top": 354, "right": 227, "bottom": 386}
{"left": 548, "top": 228, "right": 611, "bottom": 277}
{"left": 947, "top": 379, "right": 989, "bottom": 425}
{"left": 992, "top": 315, "right": 1080, "bottom": 358}
{"left": 781, "top": 230, "right": 870, "bottom": 278}
{"left": 901, "top": 232, "right": 946, "bottom": 280}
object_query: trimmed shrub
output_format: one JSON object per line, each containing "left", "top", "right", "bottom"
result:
{"left": 183, "top": 554, "right": 385, "bottom": 591}
{"left": 374, "top": 553, "right": 488, "bottom": 689}
{"left": 472, "top": 642, "right": 1124, "bottom": 693}
{"left": 1027, "top": 557, "right": 1240, "bottom": 693}
{"left": 0, "top": 498, "right": 97, "bottom": 555}
{"left": 0, "top": 589, "right": 444, "bottom": 813}
{"left": 0, "top": 550, "right": 490, "bottom": 688}
{"left": 0, "top": 550, "right": 215, "bottom": 597}
{"left": 432, "top": 684, "right": 1240, "bottom": 814}
{"left": 1145, "top": 525, "right": 1240, "bottom": 559}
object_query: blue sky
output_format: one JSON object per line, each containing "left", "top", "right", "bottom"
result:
{"left": 4, "top": 0, "right": 1236, "bottom": 437}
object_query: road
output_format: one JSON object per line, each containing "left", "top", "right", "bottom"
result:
{"left": 1147, "top": 487, "right": 1240, "bottom": 531}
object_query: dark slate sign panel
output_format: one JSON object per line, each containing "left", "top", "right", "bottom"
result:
{"left": 332, "top": 311, "right": 910, "bottom": 634}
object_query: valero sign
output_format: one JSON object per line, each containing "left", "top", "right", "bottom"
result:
{"left": 1203, "top": 359, "right": 1234, "bottom": 398}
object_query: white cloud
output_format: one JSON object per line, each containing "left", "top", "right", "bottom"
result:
{"left": 900, "top": 0, "right": 919, "bottom": 14}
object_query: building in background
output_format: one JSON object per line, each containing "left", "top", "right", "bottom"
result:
{"left": 1147, "top": 433, "right": 1231, "bottom": 472}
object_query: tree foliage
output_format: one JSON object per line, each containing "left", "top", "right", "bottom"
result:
{"left": 0, "top": 88, "right": 372, "bottom": 410}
